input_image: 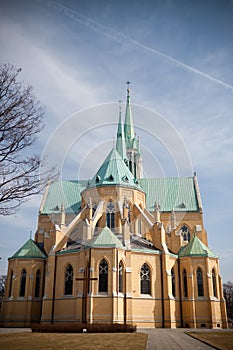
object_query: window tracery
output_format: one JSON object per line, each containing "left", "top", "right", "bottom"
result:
{"left": 140, "top": 263, "right": 151, "bottom": 295}
{"left": 64, "top": 264, "right": 73, "bottom": 295}
{"left": 99, "top": 259, "right": 108, "bottom": 293}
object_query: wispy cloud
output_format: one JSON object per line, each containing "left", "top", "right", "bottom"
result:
{"left": 44, "top": 0, "right": 233, "bottom": 93}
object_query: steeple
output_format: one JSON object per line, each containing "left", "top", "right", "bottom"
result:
{"left": 116, "top": 101, "right": 128, "bottom": 164}
{"left": 123, "top": 83, "right": 143, "bottom": 179}
{"left": 124, "top": 82, "right": 135, "bottom": 149}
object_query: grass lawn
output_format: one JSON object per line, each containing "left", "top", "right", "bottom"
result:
{"left": 187, "top": 331, "right": 233, "bottom": 350}
{"left": 0, "top": 332, "right": 148, "bottom": 350}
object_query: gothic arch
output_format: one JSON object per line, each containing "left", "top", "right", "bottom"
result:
{"left": 106, "top": 200, "right": 115, "bottom": 229}
{"left": 118, "top": 260, "right": 124, "bottom": 293}
{"left": 178, "top": 224, "right": 191, "bottom": 242}
{"left": 212, "top": 267, "right": 218, "bottom": 298}
{"left": 171, "top": 267, "right": 176, "bottom": 297}
{"left": 98, "top": 258, "right": 108, "bottom": 293}
{"left": 196, "top": 266, "right": 204, "bottom": 297}
{"left": 137, "top": 260, "right": 153, "bottom": 276}
{"left": 140, "top": 263, "right": 151, "bottom": 295}
{"left": 64, "top": 264, "right": 74, "bottom": 295}
{"left": 19, "top": 268, "right": 27, "bottom": 297}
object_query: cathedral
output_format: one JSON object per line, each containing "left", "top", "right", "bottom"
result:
{"left": 0, "top": 87, "right": 228, "bottom": 329}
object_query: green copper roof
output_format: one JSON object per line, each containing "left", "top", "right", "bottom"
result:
{"left": 9, "top": 239, "right": 46, "bottom": 260}
{"left": 41, "top": 180, "right": 87, "bottom": 214}
{"left": 41, "top": 177, "right": 199, "bottom": 215}
{"left": 89, "top": 147, "right": 139, "bottom": 189}
{"left": 116, "top": 109, "right": 128, "bottom": 162}
{"left": 139, "top": 177, "right": 199, "bottom": 212}
{"left": 179, "top": 236, "right": 217, "bottom": 258}
{"left": 87, "top": 226, "right": 124, "bottom": 248}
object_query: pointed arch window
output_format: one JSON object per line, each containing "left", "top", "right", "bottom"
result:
{"left": 64, "top": 264, "right": 73, "bottom": 295}
{"left": 35, "top": 269, "right": 41, "bottom": 298}
{"left": 212, "top": 268, "right": 217, "bottom": 298}
{"left": 118, "top": 261, "right": 123, "bottom": 293}
{"left": 99, "top": 259, "right": 108, "bottom": 293}
{"left": 19, "top": 269, "right": 26, "bottom": 297}
{"left": 8, "top": 271, "right": 13, "bottom": 298}
{"left": 106, "top": 202, "right": 115, "bottom": 229}
{"left": 171, "top": 268, "right": 176, "bottom": 297}
{"left": 140, "top": 263, "right": 151, "bottom": 295}
{"left": 181, "top": 225, "right": 190, "bottom": 242}
{"left": 183, "top": 269, "right": 188, "bottom": 297}
{"left": 197, "top": 267, "right": 204, "bottom": 297}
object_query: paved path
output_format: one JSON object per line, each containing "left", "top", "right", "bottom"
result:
{"left": 138, "top": 329, "right": 215, "bottom": 350}
{"left": 0, "top": 328, "right": 31, "bottom": 334}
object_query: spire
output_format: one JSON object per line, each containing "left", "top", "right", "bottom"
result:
{"left": 124, "top": 82, "right": 135, "bottom": 148}
{"left": 116, "top": 101, "right": 128, "bottom": 163}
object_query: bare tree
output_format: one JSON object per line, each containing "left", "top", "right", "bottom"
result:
{"left": 223, "top": 281, "right": 233, "bottom": 320}
{"left": 0, "top": 64, "right": 57, "bottom": 215}
{"left": 0, "top": 275, "right": 6, "bottom": 301}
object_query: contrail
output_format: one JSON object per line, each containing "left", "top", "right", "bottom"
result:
{"left": 45, "top": 0, "right": 233, "bottom": 93}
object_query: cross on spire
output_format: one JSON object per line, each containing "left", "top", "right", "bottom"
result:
{"left": 126, "top": 81, "right": 131, "bottom": 93}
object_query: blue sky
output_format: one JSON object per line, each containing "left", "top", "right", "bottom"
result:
{"left": 0, "top": 0, "right": 233, "bottom": 282}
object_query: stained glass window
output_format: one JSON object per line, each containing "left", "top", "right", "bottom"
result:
{"left": 99, "top": 259, "right": 108, "bottom": 293}
{"left": 212, "top": 268, "right": 217, "bottom": 298}
{"left": 140, "top": 263, "right": 151, "bottom": 295}
{"left": 19, "top": 269, "right": 26, "bottom": 297}
{"left": 119, "top": 261, "right": 123, "bottom": 293}
{"left": 197, "top": 267, "right": 204, "bottom": 297}
{"left": 64, "top": 264, "right": 73, "bottom": 295}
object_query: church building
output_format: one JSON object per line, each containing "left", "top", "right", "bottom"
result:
{"left": 0, "top": 87, "right": 228, "bottom": 329}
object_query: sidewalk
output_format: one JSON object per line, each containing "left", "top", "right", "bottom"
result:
{"left": 0, "top": 328, "right": 31, "bottom": 334}
{"left": 138, "top": 328, "right": 216, "bottom": 350}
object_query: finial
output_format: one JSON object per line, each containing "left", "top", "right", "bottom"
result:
{"left": 30, "top": 230, "right": 32, "bottom": 239}
{"left": 126, "top": 81, "right": 131, "bottom": 93}
{"left": 113, "top": 137, "right": 115, "bottom": 148}
{"left": 155, "top": 202, "right": 160, "bottom": 211}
